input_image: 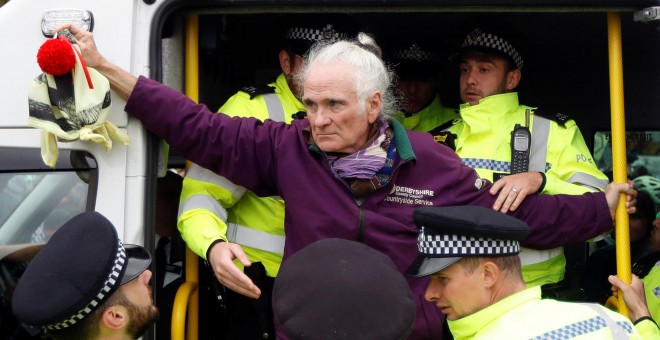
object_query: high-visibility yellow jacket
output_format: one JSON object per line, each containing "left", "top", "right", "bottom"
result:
{"left": 177, "top": 73, "right": 304, "bottom": 277}
{"left": 643, "top": 261, "right": 660, "bottom": 321}
{"left": 398, "top": 95, "right": 458, "bottom": 132}
{"left": 448, "top": 92, "right": 609, "bottom": 287}
{"left": 448, "top": 286, "right": 660, "bottom": 339}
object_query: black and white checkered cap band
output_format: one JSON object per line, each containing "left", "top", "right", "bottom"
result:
{"left": 417, "top": 227, "right": 519, "bottom": 257}
{"left": 462, "top": 28, "right": 523, "bottom": 70}
{"left": 46, "top": 241, "right": 127, "bottom": 330}
{"left": 392, "top": 44, "right": 441, "bottom": 62}
{"left": 287, "top": 24, "right": 349, "bottom": 43}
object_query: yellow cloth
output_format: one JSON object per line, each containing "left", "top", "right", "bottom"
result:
{"left": 27, "top": 39, "right": 129, "bottom": 167}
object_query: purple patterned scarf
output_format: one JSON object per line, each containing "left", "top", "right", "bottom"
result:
{"left": 326, "top": 119, "right": 391, "bottom": 179}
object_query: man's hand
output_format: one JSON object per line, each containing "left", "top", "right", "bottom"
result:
{"left": 51, "top": 24, "right": 137, "bottom": 100}
{"left": 604, "top": 181, "right": 637, "bottom": 220}
{"left": 53, "top": 24, "right": 105, "bottom": 69}
{"left": 608, "top": 274, "right": 650, "bottom": 322}
{"left": 208, "top": 241, "right": 261, "bottom": 299}
{"left": 491, "top": 172, "right": 543, "bottom": 213}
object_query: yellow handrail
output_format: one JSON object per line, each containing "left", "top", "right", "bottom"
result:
{"left": 171, "top": 15, "right": 201, "bottom": 340}
{"left": 607, "top": 12, "right": 631, "bottom": 318}
{"left": 171, "top": 281, "right": 198, "bottom": 339}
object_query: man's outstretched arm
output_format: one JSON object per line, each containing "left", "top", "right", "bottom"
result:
{"left": 55, "top": 24, "right": 137, "bottom": 100}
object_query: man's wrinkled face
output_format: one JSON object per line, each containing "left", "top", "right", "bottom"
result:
{"left": 459, "top": 53, "right": 517, "bottom": 105}
{"left": 303, "top": 61, "right": 380, "bottom": 154}
{"left": 424, "top": 262, "right": 490, "bottom": 320}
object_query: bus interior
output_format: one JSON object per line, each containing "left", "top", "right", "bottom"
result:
{"left": 145, "top": 2, "right": 660, "bottom": 338}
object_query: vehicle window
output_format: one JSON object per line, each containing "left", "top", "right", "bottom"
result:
{"left": 593, "top": 131, "right": 660, "bottom": 180}
{"left": 0, "top": 148, "right": 98, "bottom": 245}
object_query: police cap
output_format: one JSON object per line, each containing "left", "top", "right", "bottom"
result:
{"left": 389, "top": 41, "right": 444, "bottom": 81}
{"left": 273, "top": 238, "right": 415, "bottom": 340}
{"left": 285, "top": 14, "right": 361, "bottom": 56}
{"left": 458, "top": 19, "right": 525, "bottom": 70}
{"left": 406, "top": 206, "right": 529, "bottom": 278}
{"left": 12, "top": 211, "right": 151, "bottom": 331}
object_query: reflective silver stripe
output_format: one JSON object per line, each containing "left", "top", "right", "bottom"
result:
{"left": 226, "top": 223, "right": 285, "bottom": 254}
{"left": 187, "top": 163, "right": 247, "bottom": 199}
{"left": 185, "top": 95, "right": 285, "bottom": 254}
{"left": 523, "top": 115, "right": 595, "bottom": 267}
{"left": 178, "top": 194, "right": 228, "bottom": 222}
{"left": 584, "top": 304, "right": 631, "bottom": 339}
{"left": 567, "top": 172, "right": 608, "bottom": 191}
{"left": 530, "top": 116, "right": 607, "bottom": 191}
{"left": 529, "top": 115, "right": 550, "bottom": 172}
{"left": 519, "top": 247, "right": 563, "bottom": 266}
{"left": 263, "top": 93, "right": 285, "bottom": 122}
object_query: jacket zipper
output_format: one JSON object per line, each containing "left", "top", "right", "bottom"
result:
{"left": 357, "top": 207, "right": 366, "bottom": 242}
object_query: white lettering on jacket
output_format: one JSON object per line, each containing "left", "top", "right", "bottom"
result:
{"left": 384, "top": 185, "right": 434, "bottom": 206}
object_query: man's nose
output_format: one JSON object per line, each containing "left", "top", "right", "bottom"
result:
{"left": 400, "top": 82, "right": 416, "bottom": 95}
{"left": 465, "top": 69, "right": 478, "bottom": 85}
{"left": 140, "top": 269, "right": 153, "bottom": 285}
{"left": 424, "top": 282, "right": 440, "bottom": 302}
{"left": 406, "top": 82, "right": 418, "bottom": 94}
{"left": 312, "top": 109, "right": 331, "bottom": 126}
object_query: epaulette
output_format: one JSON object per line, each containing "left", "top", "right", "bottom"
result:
{"left": 533, "top": 108, "right": 572, "bottom": 127}
{"left": 291, "top": 111, "right": 307, "bottom": 120}
{"left": 239, "top": 84, "right": 276, "bottom": 99}
{"left": 428, "top": 120, "right": 459, "bottom": 150}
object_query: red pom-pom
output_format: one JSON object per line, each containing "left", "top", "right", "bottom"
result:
{"left": 37, "top": 37, "right": 76, "bottom": 76}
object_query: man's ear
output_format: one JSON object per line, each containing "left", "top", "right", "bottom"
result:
{"left": 367, "top": 91, "right": 382, "bottom": 123}
{"left": 279, "top": 50, "right": 293, "bottom": 76}
{"left": 100, "top": 305, "right": 128, "bottom": 331}
{"left": 481, "top": 261, "right": 500, "bottom": 288}
{"left": 506, "top": 69, "right": 521, "bottom": 91}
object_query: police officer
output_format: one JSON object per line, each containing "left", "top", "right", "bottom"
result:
{"left": 407, "top": 206, "right": 660, "bottom": 339}
{"left": 389, "top": 40, "right": 458, "bottom": 138}
{"left": 12, "top": 211, "right": 155, "bottom": 340}
{"left": 177, "top": 15, "right": 360, "bottom": 339}
{"left": 641, "top": 212, "right": 660, "bottom": 321}
{"left": 446, "top": 20, "right": 610, "bottom": 291}
{"left": 273, "top": 238, "right": 416, "bottom": 339}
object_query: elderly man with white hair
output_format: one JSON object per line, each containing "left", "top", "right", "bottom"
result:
{"left": 58, "top": 23, "right": 636, "bottom": 339}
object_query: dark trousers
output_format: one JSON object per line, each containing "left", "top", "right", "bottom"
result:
{"left": 225, "top": 263, "right": 275, "bottom": 340}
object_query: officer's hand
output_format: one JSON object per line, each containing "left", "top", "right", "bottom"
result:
{"left": 491, "top": 172, "right": 543, "bottom": 213}
{"left": 608, "top": 274, "right": 650, "bottom": 322}
{"left": 52, "top": 24, "right": 106, "bottom": 69}
{"left": 208, "top": 241, "right": 261, "bottom": 299}
{"left": 604, "top": 181, "right": 637, "bottom": 220}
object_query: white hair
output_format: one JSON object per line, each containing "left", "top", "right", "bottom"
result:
{"left": 296, "top": 32, "right": 399, "bottom": 120}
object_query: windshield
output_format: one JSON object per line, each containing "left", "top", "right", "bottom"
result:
{"left": 0, "top": 148, "right": 97, "bottom": 245}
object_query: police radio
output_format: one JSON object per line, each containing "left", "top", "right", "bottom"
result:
{"left": 510, "top": 123, "right": 531, "bottom": 174}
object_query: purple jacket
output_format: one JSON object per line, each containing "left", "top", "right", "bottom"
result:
{"left": 126, "top": 76, "right": 613, "bottom": 339}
